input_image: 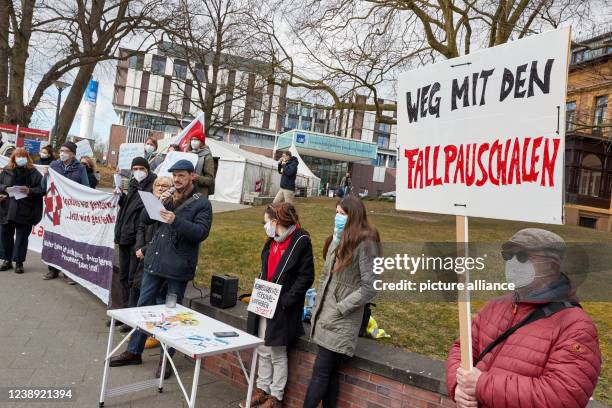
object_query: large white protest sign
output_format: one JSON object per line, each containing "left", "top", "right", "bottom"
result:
{"left": 396, "top": 28, "right": 570, "bottom": 224}
{"left": 155, "top": 151, "right": 199, "bottom": 177}
{"left": 117, "top": 143, "right": 144, "bottom": 169}
{"left": 247, "top": 279, "right": 282, "bottom": 319}
{"left": 76, "top": 139, "right": 94, "bottom": 159}
{"left": 41, "top": 169, "right": 118, "bottom": 303}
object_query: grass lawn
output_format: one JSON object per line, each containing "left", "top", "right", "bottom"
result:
{"left": 196, "top": 197, "right": 611, "bottom": 403}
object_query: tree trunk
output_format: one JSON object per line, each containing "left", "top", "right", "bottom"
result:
{"left": 0, "top": 0, "right": 9, "bottom": 123}
{"left": 55, "top": 62, "right": 96, "bottom": 146}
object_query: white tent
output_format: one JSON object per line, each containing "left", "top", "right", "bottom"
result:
{"left": 206, "top": 139, "right": 320, "bottom": 204}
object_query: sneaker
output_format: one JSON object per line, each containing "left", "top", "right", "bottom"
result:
{"left": 144, "top": 337, "right": 160, "bottom": 349}
{"left": 43, "top": 269, "right": 59, "bottom": 280}
{"left": 14, "top": 262, "right": 24, "bottom": 274}
{"left": 155, "top": 357, "right": 173, "bottom": 380}
{"left": 239, "top": 388, "right": 269, "bottom": 408}
{"left": 109, "top": 351, "right": 142, "bottom": 367}
{"left": 0, "top": 261, "right": 13, "bottom": 271}
{"left": 258, "top": 396, "right": 282, "bottom": 408}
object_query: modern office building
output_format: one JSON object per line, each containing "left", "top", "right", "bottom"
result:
{"left": 564, "top": 30, "right": 612, "bottom": 230}
{"left": 109, "top": 43, "right": 397, "bottom": 195}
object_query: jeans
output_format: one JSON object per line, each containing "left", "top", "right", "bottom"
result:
{"left": 127, "top": 272, "right": 188, "bottom": 356}
{"left": 256, "top": 318, "right": 288, "bottom": 401}
{"left": 303, "top": 346, "right": 345, "bottom": 408}
{"left": 0, "top": 222, "right": 31, "bottom": 263}
{"left": 118, "top": 244, "right": 139, "bottom": 308}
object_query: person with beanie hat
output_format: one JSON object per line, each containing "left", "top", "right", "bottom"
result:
{"left": 43, "top": 141, "right": 90, "bottom": 281}
{"left": 113, "top": 156, "right": 157, "bottom": 332}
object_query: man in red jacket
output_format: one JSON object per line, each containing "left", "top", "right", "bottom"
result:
{"left": 446, "top": 228, "right": 601, "bottom": 408}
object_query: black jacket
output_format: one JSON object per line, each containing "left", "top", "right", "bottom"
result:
{"left": 142, "top": 185, "right": 213, "bottom": 281}
{"left": 0, "top": 167, "right": 44, "bottom": 226}
{"left": 135, "top": 209, "right": 159, "bottom": 256}
{"left": 247, "top": 228, "right": 314, "bottom": 347}
{"left": 34, "top": 157, "right": 53, "bottom": 166}
{"left": 85, "top": 168, "right": 98, "bottom": 189}
{"left": 114, "top": 172, "right": 156, "bottom": 245}
{"left": 278, "top": 156, "right": 298, "bottom": 191}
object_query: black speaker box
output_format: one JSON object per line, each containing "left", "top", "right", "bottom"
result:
{"left": 210, "top": 274, "right": 238, "bottom": 309}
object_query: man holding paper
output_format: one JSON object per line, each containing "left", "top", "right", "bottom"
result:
{"left": 110, "top": 159, "right": 213, "bottom": 380}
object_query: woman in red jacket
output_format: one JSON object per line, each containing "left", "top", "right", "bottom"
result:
{"left": 446, "top": 228, "right": 601, "bottom": 408}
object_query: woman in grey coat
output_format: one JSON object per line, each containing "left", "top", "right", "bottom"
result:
{"left": 304, "top": 195, "right": 380, "bottom": 408}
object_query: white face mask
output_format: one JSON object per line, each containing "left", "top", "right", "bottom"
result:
{"left": 133, "top": 169, "right": 147, "bottom": 182}
{"left": 15, "top": 157, "right": 28, "bottom": 167}
{"left": 145, "top": 144, "right": 155, "bottom": 153}
{"left": 264, "top": 221, "right": 276, "bottom": 238}
{"left": 190, "top": 140, "right": 201, "bottom": 150}
{"left": 59, "top": 152, "right": 70, "bottom": 162}
{"left": 505, "top": 257, "right": 536, "bottom": 288}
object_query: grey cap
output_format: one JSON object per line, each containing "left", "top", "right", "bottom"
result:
{"left": 502, "top": 228, "right": 566, "bottom": 260}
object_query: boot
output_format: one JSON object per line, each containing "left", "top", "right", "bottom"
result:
{"left": 259, "top": 396, "right": 282, "bottom": 408}
{"left": 14, "top": 262, "right": 24, "bottom": 274}
{"left": 43, "top": 268, "right": 59, "bottom": 280}
{"left": 155, "top": 356, "right": 172, "bottom": 380}
{"left": 61, "top": 272, "right": 77, "bottom": 285}
{"left": 0, "top": 260, "right": 13, "bottom": 271}
{"left": 109, "top": 351, "right": 142, "bottom": 367}
{"left": 239, "top": 388, "right": 269, "bottom": 408}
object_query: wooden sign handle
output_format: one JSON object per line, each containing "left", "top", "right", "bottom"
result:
{"left": 456, "top": 214, "right": 473, "bottom": 370}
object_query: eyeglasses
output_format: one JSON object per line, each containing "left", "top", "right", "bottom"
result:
{"left": 501, "top": 250, "right": 529, "bottom": 263}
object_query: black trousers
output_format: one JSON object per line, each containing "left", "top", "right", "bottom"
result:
{"left": 0, "top": 222, "right": 31, "bottom": 263}
{"left": 118, "top": 244, "right": 138, "bottom": 309}
{"left": 303, "top": 346, "right": 345, "bottom": 408}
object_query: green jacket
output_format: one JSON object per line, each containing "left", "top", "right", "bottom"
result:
{"left": 310, "top": 238, "right": 379, "bottom": 356}
{"left": 193, "top": 145, "right": 215, "bottom": 197}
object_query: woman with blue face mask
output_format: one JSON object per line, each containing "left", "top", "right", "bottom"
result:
{"left": 304, "top": 195, "right": 381, "bottom": 408}
{"left": 0, "top": 148, "right": 44, "bottom": 274}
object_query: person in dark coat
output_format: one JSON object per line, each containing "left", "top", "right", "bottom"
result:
{"left": 42, "top": 141, "right": 89, "bottom": 282}
{"left": 35, "top": 145, "right": 54, "bottom": 166}
{"left": 109, "top": 159, "right": 213, "bottom": 381}
{"left": 0, "top": 148, "right": 44, "bottom": 274}
{"left": 241, "top": 203, "right": 314, "bottom": 408}
{"left": 114, "top": 157, "right": 157, "bottom": 322}
{"left": 273, "top": 151, "right": 298, "bottom": 204}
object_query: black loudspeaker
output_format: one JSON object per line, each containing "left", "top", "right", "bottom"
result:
{"left": 210, "top": 274, "right": 238, "bottom": 309}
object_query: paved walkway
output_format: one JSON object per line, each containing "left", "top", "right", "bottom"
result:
{"left": 0, "top": 251, "right": 245, "bottom": 408}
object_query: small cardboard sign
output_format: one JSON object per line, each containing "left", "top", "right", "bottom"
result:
{"left": 247, "top": 278, "right": 282, "bottom": 319}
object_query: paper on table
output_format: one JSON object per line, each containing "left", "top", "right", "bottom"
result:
{"left": 138, "top": 190, "right": 166, "bottom": 223}
{"left": 6, "top": 186, "right": 28, "bottom": 200}
{"left": 131, "top": 309, "right": 163, "bottom": 323}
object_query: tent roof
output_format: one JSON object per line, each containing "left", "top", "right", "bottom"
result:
{"left": 207, "top": 138, "right": 319, "bottom": 180}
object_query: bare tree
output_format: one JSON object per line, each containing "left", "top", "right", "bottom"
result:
{"left": 258, "top": 0, "right": 594, "bottom": 124}
{"left": 155, "top": 0, "right": 274, "bottom": 138}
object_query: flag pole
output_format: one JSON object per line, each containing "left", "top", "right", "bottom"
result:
{"left": 456, "top": 213, "right": 473, "bottom": 370}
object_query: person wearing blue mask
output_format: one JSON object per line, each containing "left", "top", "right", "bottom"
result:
{"left": 0, "top": 148, "right": 44, "bottom": 274}
{"left": 304, "top": 195, "right": 381, "bottom": 408}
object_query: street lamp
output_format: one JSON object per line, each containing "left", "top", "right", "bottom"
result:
{"left": 52, "top": 80, "right": 71, "bottom": 147}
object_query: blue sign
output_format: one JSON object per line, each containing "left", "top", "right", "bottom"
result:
{"left": 84, "top": 80, "right": 99, "bottom": 103}
{"left": 296, "top": 133, "right": 306, "bottom": 144}
{"left": 23, "top": 139, "right": 41, "bottom": 154}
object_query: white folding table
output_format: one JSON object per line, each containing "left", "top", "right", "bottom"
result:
{"left": 99, "top": 304, "right": 263, "bottom": 407}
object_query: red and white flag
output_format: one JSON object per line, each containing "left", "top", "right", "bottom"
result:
{"left": 167, "top": 112, "right": 205, "bottom": 151}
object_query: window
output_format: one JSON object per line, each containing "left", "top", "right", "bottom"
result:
{"left": 372, "top": 153, "right": 386, "bottom": 167}
{"left": 579, "top": 154, "right": 602, "bottom": 197}
{"left": 151, "top": 55, "right": 166, "bottom": 75}
{"left": 579, "top": 216, "right": 597, "bottom": 229}
{"left": 566, "top": 101, "right": 576, "bottom": 131}
{"left": 301, "top": 106, "right": 312, "bottom": 118}
{"left": 286, "top": 117, "right": 298, "bottom": 130}
{"left": 594, "top": 95, "right": 608, "bottom": 126}
{"left": 287, "top": 102, "right": 299, "bottom": 116}
{"left": 128, "top": 53, "right": 144, "bottom": 70}
{"left": 301, "top": 120, "right": 311, "bottom": 130}
{"left": 378, "top": 122, "right": 391, "bottom": 133}
{"left": 173, "top": 59, "right": 187, "bottom": 80}
{"left": 572, "top": 50, "right": 585, "bottom": 64}
{"left": 387, "top": 155, "right": 397, "bottom": 168}
{"left": 377, "top": 133, "right": 390, "bottom": 149}
{"left": 194, "top": 63, "right": 205, "bottom": 82}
